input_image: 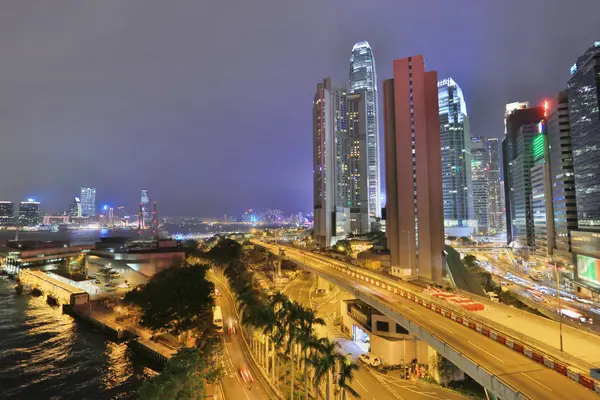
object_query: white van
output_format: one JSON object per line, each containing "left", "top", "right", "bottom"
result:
{"left": 487, "top": 292, "right": 500, "bottom": 303}
{"left": 359, "top": 353, "right": 381, "bottom": 367}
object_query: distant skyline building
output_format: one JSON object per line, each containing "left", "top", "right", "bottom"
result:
{"left": 438, "top": 78, "right": 474, "bottom": 233}
{"left": 0, "top": 201, "right": 14, "bottom": 226}
{"left": 19, "top": 200, "right": 41, "bottom": 227}
{"left": 68, "top": 197, "right": 82, "bottom": 218}
{"left": 547, "top": 91, "right": 577, "bottom": 265}
{"left": 470, "top": 137, "right": 490, "bottom": 233}
{"left": 80, "top": 187, "right": 96, "bottom": 217}
{"left": 349, "top": 41, "right": 381, "bottom": 219}
{"left": 141, "top": 189, "right": 150, "bottom": 225}
{"left": 312, "top": 77, "right": 370, "bottom": 247}
{"left": 383, "top": 54, "right": 444, "bottom": 282}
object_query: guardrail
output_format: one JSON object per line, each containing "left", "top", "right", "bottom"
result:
{"left": 259, "top": 243, "right": 600, "bottom": 396}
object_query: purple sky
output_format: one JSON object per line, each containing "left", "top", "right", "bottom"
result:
{"left": 1, "top": 0, "right": 599, "bottom": 217}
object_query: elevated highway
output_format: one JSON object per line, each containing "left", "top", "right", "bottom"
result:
{"left": 255, "top": 241, "right": 600, "bottom": 399}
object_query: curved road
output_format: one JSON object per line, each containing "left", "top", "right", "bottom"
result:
{"left": 265, "top": 243, "right": 600, "bottom": 400}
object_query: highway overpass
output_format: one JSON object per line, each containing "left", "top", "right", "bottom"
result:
{"left": 255, "top": 241, "right": 600, "bottom": 400}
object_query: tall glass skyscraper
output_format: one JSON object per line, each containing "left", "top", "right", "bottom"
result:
{"left": 349, "top": 41, "right": 381, "bottom": 219}
{"left": 141, "top": 189, "right": 150, "bottom": 225}
{"left": 438, "top": 78, "right": 473, "bottom": 230}
{"left": 80, "top": 187, "right": 96, "bottom": 217}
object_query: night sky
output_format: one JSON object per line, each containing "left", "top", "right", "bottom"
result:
{"left": 2, "top": 1, "right": 600, "bottom": 217}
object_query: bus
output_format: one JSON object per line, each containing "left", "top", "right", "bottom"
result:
{"left": 213, "top": 306, "right": 224, "bottom": 334}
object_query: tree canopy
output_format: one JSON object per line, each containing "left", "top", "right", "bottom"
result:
{"left": 206, "top": 238, "right": 242, "bottom": 265}
{"left": 137, "top": 344, "right": 223, "bottom": 400}
{"left": 124, "top": 263, "right": 215, "bottom": 336}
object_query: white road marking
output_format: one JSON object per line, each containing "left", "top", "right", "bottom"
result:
{"left": 521, "top": 372, "right": 553, "bottom": 392}
{"left": 467, "top": 340, "right": 505, "bottom": 363}
{"left": 241, "top": 386, "right": 252, "bottom": 400}
{"left": 401, "top": 305, "right": 419, "bottom": 315}
{"left": 429, "top": 319, "right": 454, "bottom": 334}
{"left": 356, "top": 379, "right": 368, "bottom": 392}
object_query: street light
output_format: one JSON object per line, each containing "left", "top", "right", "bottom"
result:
{"left": 554, "top": 261, "right": 564, "bottom": 352}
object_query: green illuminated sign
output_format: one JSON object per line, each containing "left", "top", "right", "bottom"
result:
{"left": 532, "top": 134, "right": 545, "bottom": 159}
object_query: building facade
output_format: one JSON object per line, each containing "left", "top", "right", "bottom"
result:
{"left": 383, "top": 55, "right": 444, "bottom": 282}
{"left": 349, "top": 41, "right": 381, "bottom": 219}
{"left": 19, "top": 200, "right": 40, "bottom": 226}
{"left": 547, "top": 91, "right": 577, "bottom": 265}
{"left": 0, "top": 201, "right": 14, "bottom": 227}
{"left": 530, "top": 122, "right": 554, "bottom": 257}
{"left": 68, "top": 197, "right": 82, "bottom": 218}
{"left": 141, "top": 189, "right": 150, "bottom": 225}
{"left": 487, "top": 138, "right": 504, "bottom": 231}
{"left": 438, "top": 78, "right": 474, "bottom": 231}
{"left": 313, "top": 78, "right": 370, "bottom": 247}
{"left": 470, "top": 137, "right": 490, "bottom": 233}
{"left": 503, "top": 106, "right": 545, "bottom": 247}
{"left": 80, "top": 187, "right": 96, "bottom": 217}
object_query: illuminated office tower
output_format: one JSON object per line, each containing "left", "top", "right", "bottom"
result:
{"left": 383, "top": 55, "right": 444, "bottom": 282}
{"left": 349, "top": 41, "right": 381, "bottom": 218}
{"left": 19, "top": 200, "right": 40, "bottom": 226}
{"left": 313, "top": 78, "right": 369, "bottom": 247}
{"left": 530, "top": 120, "right": 554, "bottom": 257}
{"left": 486, "top": 138, "right": 504, "bottom": 231}
{"left": 0, "top": 201, "right": 15, "bottom": 226}
{"left": 438, "top": 78, "right": 474, "bottom": 233}
{"left": 470, "top": 137, "right": 490, "bottom": 233}
{"left": 80, "top": 187, "right": 96, "bottom": 217}
{"left": 141, "top": 189, "right": 150, "bottom": 226}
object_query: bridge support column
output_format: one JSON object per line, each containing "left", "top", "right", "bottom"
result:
{"left": 427, "top": 346, "right": 464, "bottom": 385}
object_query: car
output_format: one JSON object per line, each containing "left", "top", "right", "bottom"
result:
{"left": 239, "top": 367, "right": 253, "bottom": 383}
{"left": 227, "top": 320, "right": 236, "bottom": 335}
{"left": 215, "top": 289, "right": 222, "bottom": 297}
{"left": 118, "top": 283, "right": 130, "bottom": 288}
{"left": 359, "top": 353, "right": 381, "bottom": 367}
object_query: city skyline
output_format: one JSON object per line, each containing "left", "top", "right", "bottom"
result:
{"left": 0, "top": 2, "right": 598, "bottom": 215}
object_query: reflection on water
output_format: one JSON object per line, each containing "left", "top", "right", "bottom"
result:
{"left": 0, "top": 280, "right": 154, "bottom": 399}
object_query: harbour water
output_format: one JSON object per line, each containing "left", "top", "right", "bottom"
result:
{"left": 0, "top": 278, "right": 156, "bottom": 400}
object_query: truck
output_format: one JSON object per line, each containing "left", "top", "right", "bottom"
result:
{"left": 213, "top": 306, "right": 224, "bottom": 334}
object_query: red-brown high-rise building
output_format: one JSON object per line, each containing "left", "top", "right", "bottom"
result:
{"left": 383, "top": 55, "right": 444, "bottom": 282}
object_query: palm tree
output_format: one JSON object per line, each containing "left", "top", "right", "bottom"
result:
{"left": 297, "top": 308, "right": 325, "bottom": 400}
{"left": 337, "top": 359, "right": 360, "bottom": 400}
{"left": 281, "top": 301, "right": 302, "bottom": 400}
{"left": 313, "top": 338, "right": 340, "bottom": 400}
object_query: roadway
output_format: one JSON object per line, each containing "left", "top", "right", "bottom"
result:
{"left": 285, "top": 273, "right": 468, "bottom": 400}
{"left": 213, "top": 279, "right": 271, "bottom": 400}
{"left": 263, "top": 243, "right": 600, "bottom": 400}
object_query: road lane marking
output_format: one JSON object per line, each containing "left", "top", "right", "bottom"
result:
{"left": 521, "top": 372, "right": 553, "bottom": 392}
{"left": 240, "top": 386, "right": 252, "bottom": 400}
{"left": 467, "top": 340, "right": 505, "bottom": 363}
{"left": 356, "top": 379, "right": 368, "bottom": 392}
{"left": 401, "top": 305, "right": 420, "bottom": 315}
{"left": 429, "top": 319, "right": 454, "bottom": 334}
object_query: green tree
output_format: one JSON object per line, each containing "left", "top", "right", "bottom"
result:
{"left": 297, "top": 308, "right": 324, "bottom": 400}
{"left": 337, "top": 358, "right": 360, "bottom": 400}
{"left": 463, "top": 254, "right": 477, "bottom": 269}
{"left": 312, "top": 338, "right": 340, "bottom": 400}
{"left": 124, "top": 263, "right": 215, "bottom": 336}
{"left": 98, "top": 265, "right": 120, "bottom": 286}
{"left": 182, "top": 239, "right": 199, "bottom": 253}
{"left": 207, "top": 238, "right": 242, "bottom": 266}
{"left": 137, "top": 346, "right": 223, "bottom": 400}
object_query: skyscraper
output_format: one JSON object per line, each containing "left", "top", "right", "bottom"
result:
{"left": 383, "top": 55, "right": 444, "bottom": 282}
{"left": 503, "top": 106, "right": 544, "bottom": 247}
{"left": 566, "top": 42, "right": 600, "bottom": 295}
{"left": 567, "top": 42, "right": 600, "bottom": 230}
{"left": 349, "top": 41, "right": 381, "bottom": 219}
{"left": 547, "top": 91, "right": 577, "bottom": 265}
{"left": 438, "top": 78, "right": 474, "bottom": 232}
{"left": 470, "top": 137, "right": 490, "bottom": 233}
{"left": 530, "top": 121, "right": 554, "bottom": 257}
{"left": 0, "top": 201, "right": 14, "bottom": 226}
{"left": 141, "top": 189, "right": 150, "bottom": 226}
{"left": 80, "top": 187, "right": 96, "bottom": 217}
{"left": 312, "top": 78, "right": 369, "bottom": 247}
{"left": 68, "top": 197, "right": 82, "bottom": 218}
{"left": 19, "top": 200, "right": 40, "bottom": 226}
{"left": 487, "top": 137, "right": 504, "bottom": 232}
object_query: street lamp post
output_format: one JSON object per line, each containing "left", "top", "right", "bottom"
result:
{"left": 554, "top": 261, "right": 564, "bottom": 352}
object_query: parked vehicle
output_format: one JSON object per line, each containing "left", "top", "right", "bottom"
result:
{"left": 359, "top": 353, "right": 381, "bottom": 367}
